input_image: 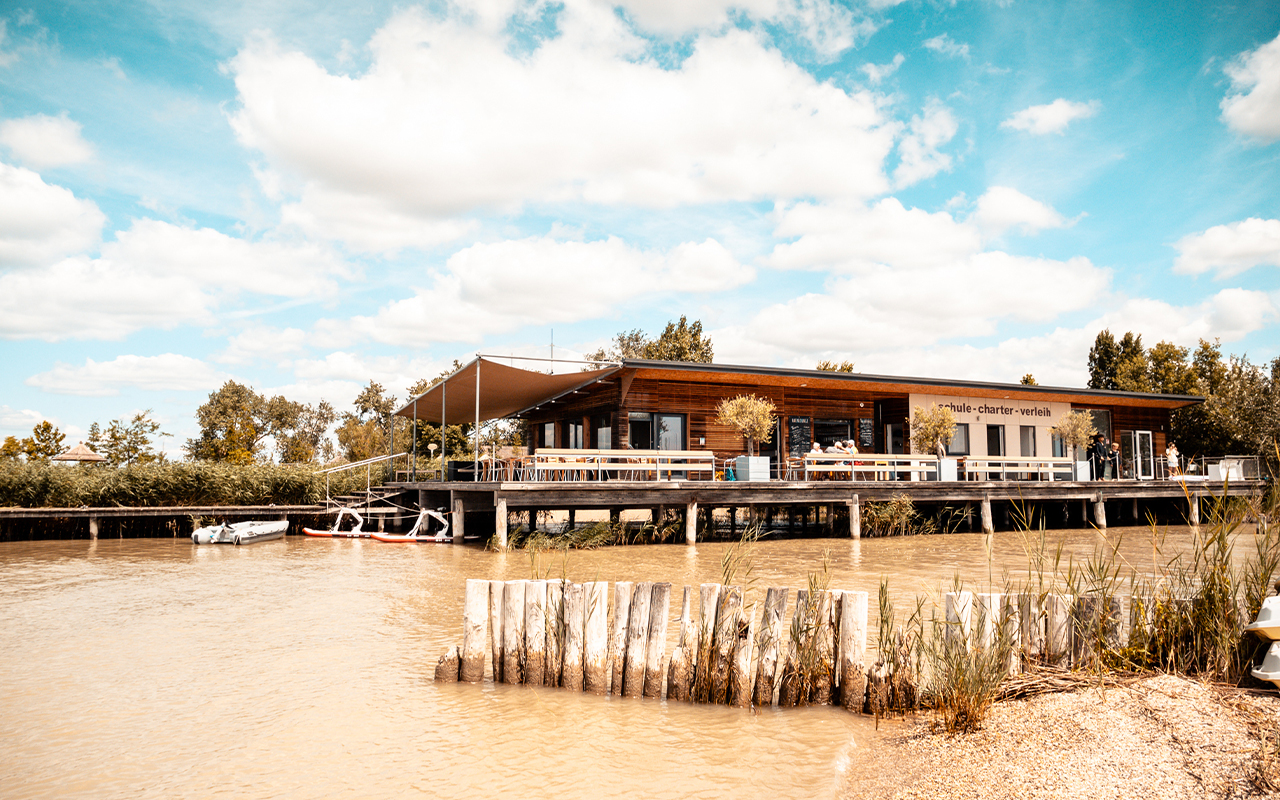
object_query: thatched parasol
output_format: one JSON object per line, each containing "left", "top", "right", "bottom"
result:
{"left": 52, "top": 442, "right": 107, "bottom": 463}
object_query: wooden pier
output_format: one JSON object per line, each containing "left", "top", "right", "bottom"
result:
{"left": 403, "top": 477, "right": 1265, "bottom": 547}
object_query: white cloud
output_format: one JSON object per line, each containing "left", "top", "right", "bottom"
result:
{"left": 612, "top": 0, "right": 781, "bottom": 33}
{"left": 0, "top": 112, "right": 94, "bottom": 169}
{"left": 1173, "top": 217, "right": 1280, "bottom": 279}
{"left": 1000, "top": 99, "right": 1099, "bottom": 135}
{"left": 214, "top": 325, "right": 310, "bottom": 365}
{"left": 0, "top": 404, "right": 45, "bottom": 432}
{"left": 226, "top": 8, "right": 897, "bottom": 237}
{"left": 893, "top": 100, "right": 957, "bottom": 188}
{"left": 923, "top": 34, "right": 969, "bottom": 60}
{"left": 279, "top": 185, "right": 478, "bottom": 254}
{"left": 861, "top": 53, "right": 904, "bottom": 84}
{"left": 25, "top": 354, "right": 228, "bottom": 396}
{"left": 1221, "top": 31, "right": 1280, "bottom": 141}
{"left": 323, "top": 234, "right": 754, "bottom": 347}
{"left": 0, "top": 163, "right": 105, "bottom": 267}
{"left": 0, "top": 219, "right": 349, "bottom": 341}
{"left": 971, "top": 186, "right": 1072, "bottom": 237}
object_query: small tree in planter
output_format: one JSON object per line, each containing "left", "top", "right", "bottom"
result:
{"left": 910, "top": 404, "right": 957, "bottom": 458}
{"left": 715, "top": 395, "right": 777, "bottom": 456}
{"left": 1050, "top": 410, "right": 1097, "bottom": 463}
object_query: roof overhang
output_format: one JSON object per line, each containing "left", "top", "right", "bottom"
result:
{"left": 394, "top": 357, "right": 623, "bottom": 424}
{"left": 616, "top": 360, "right": 1205, "bottom": 410}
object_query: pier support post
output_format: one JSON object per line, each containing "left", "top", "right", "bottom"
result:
{"left": 610, "top": 582, "right": 633, "bottom": 694}
{"left": 528, "top": 508, "right": 537, "bottom": 532}
{"left": 561, "top": 583, "right": 585, "bottom": 691}
{"left": 460, "top": 579, "right": 489, "bottom": 683}
{"left": 584, "top": 582, "right": 609, "bottom": 694}
{"left": 609, "top": 508, "right": 621, "bottom": 527}
{"left": 755, "top": 587, "right": 789, "bottom": 707}
{"left": 452, "top": 497, "right": 465, "bottom": 543}
{"left": 848, "top": 495, "right": 861, "bottom": 539}
{"left": 88, "top": 516, "right": 99, "bottom": 539}
{"left": 488, "top": 580, "right": 505, "bottom": 682}
{"left": 729, "top": 506, "right": 737, "bottom": 536}
{"left": 1131, "top": 498, "right": 1139, "bottom": 523}
{"left": 1045, "top": 594, "right": 1073, "bottom": 667}
{"left": 643, "top": 583, "right": 671, "bottom": 698}
{"left": 685, "top": 501, "right": 698, "bottom": 545}
{"left": 945, "top": 591, "right": 973, "bottom": 649}
{"left": 623, "top": 582, "right": 653, "bottom": 698}
{"left": 980, "top": 497, "right": 994, "bottom": 534}
{"left": 1094, "top": 496, "right": 1107, "bottom": 529}
{"left": 837, "top": 590, "right": 868, "bottom": 711}
{"left": 524, "top": 580, "right": 547, "bottom": 687}
{"left": 1190, "top": 494, "right": 1201, "bottom": 527}
{"left": 502, "top": 581, "right": 526, "bottom": 684}
{"left": 494, "top": 497, "right": 508, "bottom": 550}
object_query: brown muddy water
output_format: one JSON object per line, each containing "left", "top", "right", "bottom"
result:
{"left": 0, "top": 525, "right": 1231, "bottom": 799}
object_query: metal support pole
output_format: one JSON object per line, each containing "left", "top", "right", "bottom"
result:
{"left": 412, "top": 397, "right": 418, "bottom": 481}
{"left": 474, "top": 359, "right": 481, "bottom": 480}
{"left": 441, "top": 379, "right": 447, "bottom": 482}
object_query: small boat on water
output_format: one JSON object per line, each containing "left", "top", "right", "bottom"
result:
{"left": 370, "top": 508, "right": 451, "bottom": 543}
{"left": 303, "top": 507, "right": 371, "bottom": 538}
{"left": 192, "top": 519, "right": 289, "bottom": 545}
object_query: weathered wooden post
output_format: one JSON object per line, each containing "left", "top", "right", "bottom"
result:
{"left": 623, "top": 582, "right": 653, "bottom": 698}
{"left": 488, "top": 579, "right": 505, "bottom": 683}
{"left": 1190, "top": 494, "right": 1201, "bottom": 526}
{"left": 1094, "top": 495, "right": 1107, "bottom": 529}
{"left": 584, "top": 581, "right": 609, "bottom": 694}
{"left": 945, "top": 590, "right": 973, "bottom": 649}
{"left": 668, "top": 585, "right": 696, "bottom": 701}
{"left": 778, "top": 589, "right": 807, "bottom": 708}
{"left": 731, "top": 602, "right": 756, "bottom": 708}
{"left": 502, "top": 580, "right": 526, "bottom": 684}
{"left": 453, "top": 497, "right": 466, "bottom": 543}
{"left": 685, "top": 502, "right": 697, "bottom": 545}
{"left": 1001, "top": 593, "right": 1022, "bottom": 674}
{"left": 712, "top": 586, "right": 743, "bottom": 704}
{"left": 644, "top": 583, "right": 672, "bottom": 698}
{"left": 546, "top": 579, "right": 565, "bottom": 687}
{"left": 610, "top": 581, "right": 633, "bottom": 694}
{"left": 494, "top": 497, "right": 508, "bottom": 550}
{"left": 561, "top": 582, "right": 586, "bottom": 691}
{"left": 1018, "top": 593, "right": 1044, "bottom": 663}
{"left": 837, "top": 589, "right": 868, "bottom": 711}
{"left": 813, "top": 591, "right": 834, "bottom": 705}
{"left": 975, "top": 593, "right": 1000, "bottom": 650}
{"left": 460, "top": 579, "right": 489, "bottom": 683}
{"left": 88, "top": 517, "right": 99, "bottom": 539}
{"left": 524, "top": 579, "right": 547, "bottom": 687}
{"left": 754, "top": 587, "right": 789, "bottom": 707}
{"left": 848, "top": 495, "right": 861, "bottom": 539}
{"left": 1045, "top": 593, "right": 1073, "bottom": 666}
{"left": 692, "top": 583, "right": 722, "bottom": 702}
{"left": 434, "top": 646, "right": 460, "bottom": 682}
{"left": 980, "top": 497, "right": 994, "bottom": 534}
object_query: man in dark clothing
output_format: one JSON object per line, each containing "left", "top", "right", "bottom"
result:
{"left": 1089, "top": 435, "right": 1108, "bottom": 480}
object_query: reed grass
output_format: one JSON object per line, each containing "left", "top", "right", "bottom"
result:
{"left": 0, "top": 461, "right": 370, "bottom": 508}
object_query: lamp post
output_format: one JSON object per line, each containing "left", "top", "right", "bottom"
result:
{"left": 428, "top": 443, "right": 439, "bottom": 481}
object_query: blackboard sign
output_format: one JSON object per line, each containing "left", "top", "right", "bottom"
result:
{"left": 858, "top": 418, "right": 874, "bottom": 450}
{"left": 788, "top": 417, "right": 811, "bottom": 454}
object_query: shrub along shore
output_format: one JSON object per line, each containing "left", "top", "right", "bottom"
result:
{"left": 0, "top": 462, "right": 373, "bottom": 508}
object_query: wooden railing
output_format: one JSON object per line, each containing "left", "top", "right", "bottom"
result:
{"left": 960, "top": 457, "right": 1074, "bottom": 482}
{"left": 525, "top": 449, "right": 718, "bottom": 481}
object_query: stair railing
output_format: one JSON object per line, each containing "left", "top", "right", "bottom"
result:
{"left": 315, "top": 452, "right": 409, "bottom": 511}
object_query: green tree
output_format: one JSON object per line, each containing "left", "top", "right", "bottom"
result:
{"left": 1114, "top": 332, "right": 1151, "bottom": 392}
{"left": 21, "top": 421, "right": 66, "bottom": 462}
{"left": 275, "top": 401, "right": 336, "bottom": 463}
{"left": 909, "top": 404, "right": 957, "bottom": 458}
{"left": 101, "top": 411, "right": 169, "bottom": 466}
{"left": 0, "top": 435, "right": 22, "bottom": 462}
{"left": 644, "top": 316, "right": 713, "bottom": 362}
{"left": 1148, "top": 341, "right": 1195, "bottom": 395}
{"left": 1087, "top": 330, "right": 1120, "bottom": 390}
{"left": 187, "top": 381, "right": 329, "bottom": 463}
{"left": 1050, "top": 410, "right": 1097, "bottom": 462}
{"left": 816, "top": 360, "right": 856, "bottom": 372}
{"left": 715, "top": 394, "right": 776, "bottom": 456}
{"left": 1020, "top": 373, "right": 1037, "bottom": 385}
{"left": 336, "top": 381, "right": 398, "bottom": 463}
{"left": 584, "top": 329, "right": 651, "bottom": 366}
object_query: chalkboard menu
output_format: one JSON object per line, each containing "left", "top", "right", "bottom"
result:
{"left": 858, "top": 418, "right": 875, "bottom": 450}
{"left": 788, "top": 417, "right": 811, "bottom": 453}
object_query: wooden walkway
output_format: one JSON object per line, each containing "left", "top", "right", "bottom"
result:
{"left": 401, "top": 477, "right": 1265, "bottom": 546}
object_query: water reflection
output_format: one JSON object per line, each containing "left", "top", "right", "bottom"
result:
{"left": 0, "top": 525, "right": 1239, "bottom": 799}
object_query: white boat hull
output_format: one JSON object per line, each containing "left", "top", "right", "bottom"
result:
{"left": 192, "top": 520, "right": 289, "bottom": 545}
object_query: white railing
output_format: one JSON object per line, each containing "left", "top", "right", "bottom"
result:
{"left": 316, "top": 452, "right": 409, "bottom": 506}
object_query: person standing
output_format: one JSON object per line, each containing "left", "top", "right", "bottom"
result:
{"left": 1165, "top": 442, "right": 1180, "bottom": 477}
{"left": 1110, "top": 441, "right": 1123, "bottom": 480}
{"left": 1089, "top": 435, "right": 1107, "bottom": 480}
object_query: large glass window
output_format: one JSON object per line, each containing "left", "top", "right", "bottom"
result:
{"left": 1019, "top": 426, "right": 1036, "bottom": 457}
{"left": 947, "top": 423, "right": 970, "bottom": 456}
{"left": 566, "top": 420, "right": 584, "bottom": 449}
{"left": 542, "top": 422, "right": 555, "bottom": 449}
{"left": 1082, "top": 409, "right": 1112, "bottom": 441}
{"left": 655, "top": 414, "right": 685, "bottom": 451}
{"left": 1052, "top": 432, "right": 1066, "bottom": 458}
{"left": 986, "top": 424, "right": 1005, "bottom": 457}
{"left": 814, "top": 419, "right": 852, "bottom": 450}
{"left": 594, "top": 415, "right": 611, "bottom": 449}
{"left": 628, "top": 412, "right": 652, "bottom": 450}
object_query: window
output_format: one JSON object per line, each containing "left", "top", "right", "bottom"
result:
{"left": 566, "top": 420, "right": 584, "bottom": 449}
{"left": 814, "top": 419, "right": 852, "bottom": 449}
{"left": 947, "top": 423, "right": 970, "bottom": 456}
{"left": 542, "top": 422, "right": 555, "bottom": 449}
{"left": 627, "top": 412, "right": 685, "bottom": 450}
{"left": 594, "top": 415, "right": 611, "bottom": 449}
{"left": 628, "top": 412, "right": 652, "bottom": 449}
{"left": 1019, "top": 426, "right": 1036, "bottom": 457}
{"left": 986, "top": 424, "right": 1005, "bottom": 457}
{"left": 1051, "top": 432, "right": 1066, "bottom": 458}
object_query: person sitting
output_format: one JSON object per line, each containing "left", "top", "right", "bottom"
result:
{"left": 824, "top": 441, "right": 842, "bottom": 454}
{"left": 844, "top": 439, "right": 859, "bottom": 455}
{"left": 809, "top": 441, "right": 824, "bottom": 455}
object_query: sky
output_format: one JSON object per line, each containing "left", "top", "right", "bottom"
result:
{"left": 1, "top": 0, "right": 1279, "bottom": 457}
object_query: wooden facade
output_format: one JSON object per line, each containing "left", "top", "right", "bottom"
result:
{"left": 517, "top": 360, "right": 1200, "bottom": 474}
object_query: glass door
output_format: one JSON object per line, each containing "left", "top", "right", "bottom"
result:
{"left": 1134, "top": 430, "right": 1154, "bottom": 480}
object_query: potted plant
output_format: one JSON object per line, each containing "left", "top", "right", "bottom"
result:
{"left": 1051, "top": 410, "right": 1097, "bottom": 480}
{"left": 715, "top": 394, "right": 777, "bottom": 481}
{"left": 910, "top": 404, "right": 957, "bottom": 481}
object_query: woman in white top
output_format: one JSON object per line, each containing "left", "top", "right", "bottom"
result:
{"left": 1165, "top": 442, "right": 1180, "bottom": 477}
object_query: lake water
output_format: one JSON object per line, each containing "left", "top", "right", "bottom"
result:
{"left": 0, "top": 525, "right": 1229, "bottom": 799}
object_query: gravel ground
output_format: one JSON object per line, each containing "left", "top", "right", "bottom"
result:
{"left": 844, "top": 675, "right": 1280, "bottom": 800}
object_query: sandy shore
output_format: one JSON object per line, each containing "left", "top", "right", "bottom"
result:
{"left": 845, "top": 675, "right": 1280, "bottom": 799}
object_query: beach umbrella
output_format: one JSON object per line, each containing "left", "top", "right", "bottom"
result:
{"left": 52, "top": 442, "right": 107, "bottom": 463}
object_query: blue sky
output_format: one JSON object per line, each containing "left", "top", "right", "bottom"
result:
{"left": 2, "top": 0, "right": 1279, "bottom": 456}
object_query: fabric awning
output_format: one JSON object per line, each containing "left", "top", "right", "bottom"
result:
{"left": 394, "top": 357, "right": 622, "bottom": 424}
{"left": 52, "top": 442, "right": 107, "bottom": 462}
